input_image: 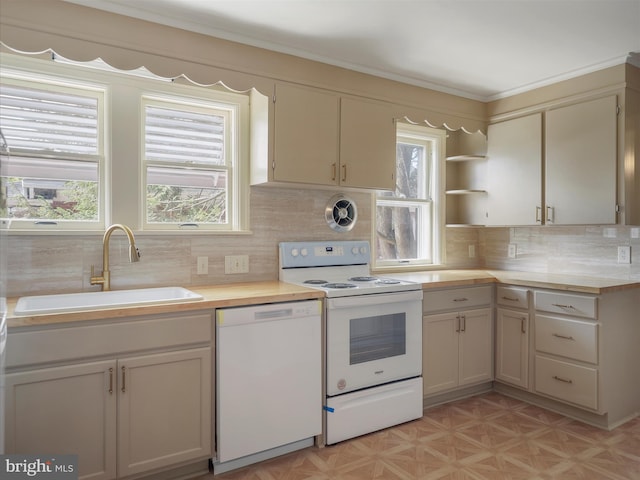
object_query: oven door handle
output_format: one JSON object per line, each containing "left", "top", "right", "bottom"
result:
{"left": 326, "top": 290, "right": 423, "bottom": 309}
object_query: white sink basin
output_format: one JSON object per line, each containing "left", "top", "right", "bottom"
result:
{"left": 14, "top": 287, "right": 204, "bottom": 316}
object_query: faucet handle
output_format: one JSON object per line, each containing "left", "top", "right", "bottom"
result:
{"left": 90, "top": 265, "right": 104, "bottom": 286}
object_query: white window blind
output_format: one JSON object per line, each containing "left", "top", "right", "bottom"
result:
{"left": 0, "top": 84, "right": 99, "bottom": 157}
{"left": 145, "top": 105, "right": 224, "bottom": 166}
{"left": 143, "top": 98, "right": 235, "bottom": 229}
{"left": 0, "top": 77, "right": 103, "bottom": 229}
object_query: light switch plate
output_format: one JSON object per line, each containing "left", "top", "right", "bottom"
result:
{"left": 225, "top": 255, "right": 249, "bottom": 274}
{"left": 508, "top": 244, "right": 517, "bottom": 259}
{"left": 197, "top": 256, "right": 208, "bottom": 275}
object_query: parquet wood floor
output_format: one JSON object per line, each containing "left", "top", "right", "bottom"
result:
{"left": 205, "top": 392, "right": 640, "bottom": 479}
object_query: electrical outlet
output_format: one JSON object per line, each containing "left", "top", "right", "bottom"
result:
{"left": 617, "top": 246, "right": 631, "bottom": 264}
{"left": 468, "top": 244, "right": 476, "bottom": 258}
{"left": 508, "top": 243, "right": 517, "bottom": 259}
{"left": 225, "top": 255, "right": 249, "bottom": 274}
{"left": 196, "top": 256, "right": 208, "bottom": 275}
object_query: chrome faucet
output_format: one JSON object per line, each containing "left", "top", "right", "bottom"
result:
{"left": 90, "top": 224, "right": 140, "bottom": 291}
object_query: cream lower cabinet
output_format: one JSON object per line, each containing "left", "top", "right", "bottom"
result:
{"left": 118, "top": 348, "right": 211, "bottom": 478}
{"left": 422, "top": 286, "right": 493, "bottom": 396}
{"left": 4, "top": 360, "right": 117, "bottom": 480}
{"left": 495, "top": 286, "right": 530, "bottom": 389}
{"left": 4, "top": 312, "right": 213, "bottom": 480}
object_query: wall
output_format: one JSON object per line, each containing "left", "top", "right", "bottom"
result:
{"left": 481, "top": 226, "right": 640, "bottom": 281}
{"left": 2, "top": 0, "right": 639, "bottom": 297}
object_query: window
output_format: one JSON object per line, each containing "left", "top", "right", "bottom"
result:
{"left": 143, "top": 97, "right": 238, "bottom": 230}
{"left": 0, "top": 53, "right": 249, "bottom": 233}
{"left": 374, "top": 123, "right": 445, "bottom": 268}
{"left": 0, "top": 76, "right": 104, "bottom": 230}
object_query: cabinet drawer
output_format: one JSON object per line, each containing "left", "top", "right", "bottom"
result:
{"left": 6, "top": 311, "right": 213, "bottom": 368}
{"left": 423, "top": 286, "right": 492, "bottom": 314}
{"left": 535, "top": 315, "right": 598, "bottom": 364}
{"left": 535, "top": 355, "right": 598, "bottom": 410}
{"left": 496, "top": 286, "right": 529, "bottom": 309}
{"left": 534, "top": 291, "right": 596, "bottom": 319}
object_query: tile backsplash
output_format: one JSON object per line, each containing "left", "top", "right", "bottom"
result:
{"left": 5, "top": 186, "right": 640, "bottom": 297}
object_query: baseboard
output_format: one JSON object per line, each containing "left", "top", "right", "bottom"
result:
{"left": 423, "top": 382, "right": 493, "bottom": 409}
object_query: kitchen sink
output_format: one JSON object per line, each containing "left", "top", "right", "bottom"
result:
{"left": 14, "top": 286, "right": 204, "bottom": 316}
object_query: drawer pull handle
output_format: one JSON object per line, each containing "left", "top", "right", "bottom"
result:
{"left": 552, "top": 333, "right": 575, "bottom": 341}
{"left": 553, "top": 375, "right": 573, "bottom": 384}
{"left": 502, "top": 296, "right": 519, "bottom": 302}
{"left": 453, "top": 297, "right": 468, "bottom": 302}
{"left": 552, "top": 303, "right": 576, "bottom": 310}
{"left": 521, "top": 318, "right": 526, "bottom": 334}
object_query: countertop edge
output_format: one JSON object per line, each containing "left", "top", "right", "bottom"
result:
{"left": 6, "top": 272, "right": 639, "bottom": 328}
{"left": 6, "top": 281, "right": 324, "bottom": 329}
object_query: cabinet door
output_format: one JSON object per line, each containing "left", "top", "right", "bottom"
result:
{"left": 117, "top": 348, "right": 211, "bottom": 478}
{"left": 340, "top": 97, "right": 396, "bottom": 190}
{"left": 486, "top": 113, "right": 542, "bottom": 225}
{"left": 423, "top": 312, "right": 459, "bottom": 395}
{"left": 495, "top": 308, "right": 529, "bottom": 389}
{"left": 545, "top": 95, "right": 617, "bottom": 225}
{"left": 273, "top": 83, "right": 339, "bottom": 185}
{"left": 4, "top": 361, "right": 117, "bottom": 480}
{"left": 458, "top": 308, "right": 493, "bottom": 387}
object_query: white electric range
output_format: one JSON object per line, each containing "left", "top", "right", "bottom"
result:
{"left": 279, "top": 240, "right": 424, "bottom": 445}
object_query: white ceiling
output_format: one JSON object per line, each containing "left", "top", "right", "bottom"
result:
{"left": 65, "top": 0, "right": 640, "bottom": 101}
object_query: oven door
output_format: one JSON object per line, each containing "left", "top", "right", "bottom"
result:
{"left": 326, "top": 289, "right": 422, "bottom": 396}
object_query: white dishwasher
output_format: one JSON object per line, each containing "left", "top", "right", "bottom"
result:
{"left": 215, "top": 300, "right": 322, "bottom": 470}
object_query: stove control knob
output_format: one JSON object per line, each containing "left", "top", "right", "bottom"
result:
{"left": 300, "top": 248, "right": 308, "bottom": 257}
{"left": 351, "top": 246, "right": 359, "bottom": 255}
{"left": 360, "top": 246, "right": 367, "bottom": 254}
{"left": 291, "top": 248, "right": 299, "bottom": 257}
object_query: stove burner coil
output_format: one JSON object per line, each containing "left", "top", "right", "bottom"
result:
{"left": 303, "top": 280, "right": 328, "bottom": 285}
{"left": 376, "top": 279, "right": 401, "bottom": 285}
{"left": 323, "top": 283, "right": 357, "bottom": 289}
{"left": 349, "top": 276, "right": 378, "bottom": 282}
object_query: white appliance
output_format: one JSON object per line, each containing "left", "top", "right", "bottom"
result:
{"left": 279, "top": 241, "right": 423, "bottom": 445}
{"left": 215, "top": 300, "right": 322, "bottom": 472}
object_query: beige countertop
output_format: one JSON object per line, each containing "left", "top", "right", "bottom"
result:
{"left": 6, "top": 270, "right": 639, "bottom": 329}
{"left": 389, "top": 269, "right": 640, "bottom": 295}
{"left": 6, "top": 281, "right": 324, "bottom": 329}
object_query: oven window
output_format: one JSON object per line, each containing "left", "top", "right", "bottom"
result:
{"left": 349, "top": 313, "right": 406, "bottom": 364}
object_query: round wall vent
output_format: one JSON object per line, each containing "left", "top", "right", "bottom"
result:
{"left": 325, "top": 194, "right": 357, "bottom": 232}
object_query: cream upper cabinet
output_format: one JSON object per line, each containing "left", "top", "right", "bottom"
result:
{"left": 485, "top": 95, "right": 618, "bottom": 226}
{"left": 266, "top": 83, "right": 396, "bottom": 190}
{"left": 339, "top": 97, "right": 396, "bottom": 190}
{"left": 486, "top": 113, "right": 542, "bottom": 226}
{"left": 545, "top": 95, "right": 618, "bottom": 225}
{"left": 272, "top": 83, "right": 340, "bottom": 185}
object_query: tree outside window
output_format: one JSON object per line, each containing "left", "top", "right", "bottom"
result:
{"left": 375, "top": 124, "right": 444, "bottom": 268}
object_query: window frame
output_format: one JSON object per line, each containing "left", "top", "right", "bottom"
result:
{"left": 373, "top": 123, "right": 445, "bottom": 270}
{"left": 0, "top": 52, "right": 250, "bottom": 235}
{"left": 140, "top": 93, "right": 244, "bottom": 232}
{"left": 0, "top": 64, "right": 107, "bottom": 232}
